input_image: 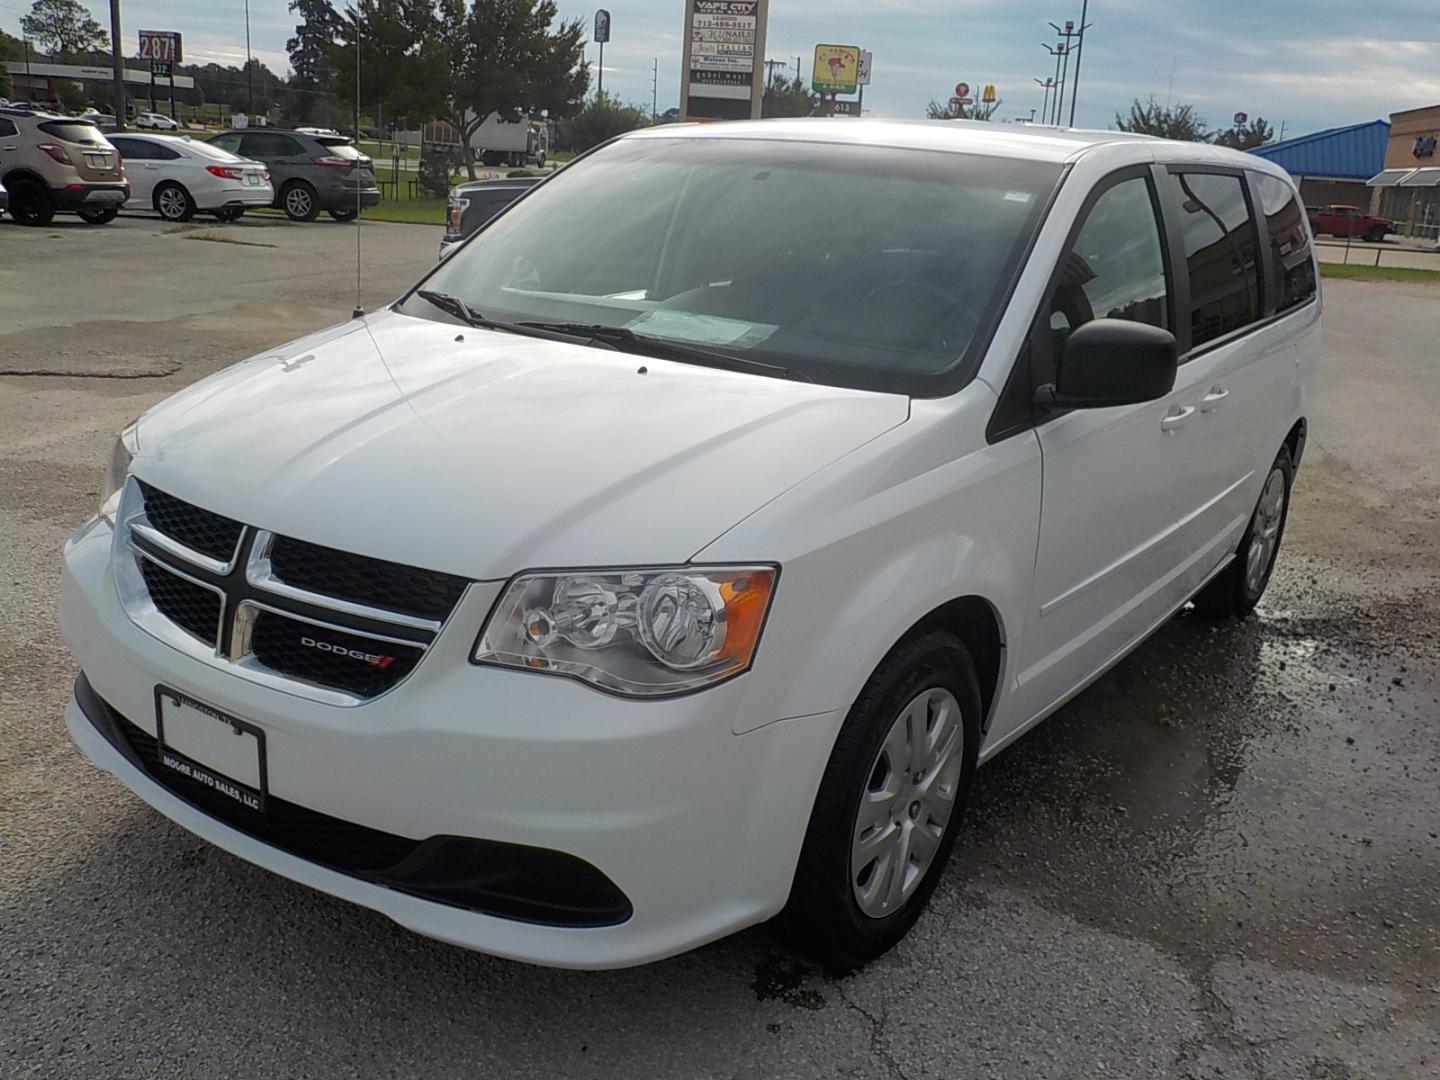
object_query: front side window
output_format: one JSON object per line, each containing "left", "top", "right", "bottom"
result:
{"left": 407, "top": 137, "right": 1063, "bottom": 395}
{"left": 1171, "top": 171, "right": 1262, "bottom": 346}
{"left": 1252, "top": 173, "right": 1316, "bottom": 313}
{"left": 109, "top": 137, "right": 150, "bottom": 160}
{"left": 1048, "top": 175, "right": 1169, "bottom": 349}
{"left": 0, "top": 118, "right": 16, "bottom": 138}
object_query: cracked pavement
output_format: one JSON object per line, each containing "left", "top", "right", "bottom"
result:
{"left": 2, "top": 216, "right": 1437, "bottom": 1078}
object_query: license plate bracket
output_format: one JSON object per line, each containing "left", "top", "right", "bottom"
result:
{"left": 154, "top": 687, "right": 268, "bottom": 812}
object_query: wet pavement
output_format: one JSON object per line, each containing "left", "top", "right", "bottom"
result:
{"left": 1, "top": 223, "right": 1438, "bottom": 1078}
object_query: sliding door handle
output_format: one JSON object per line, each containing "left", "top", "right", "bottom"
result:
{"left": 1160, "top": 405, "right": 1196, "bottom": 433}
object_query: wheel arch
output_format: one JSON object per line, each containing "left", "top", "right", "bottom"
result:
{"left": 890, "top": 595, "right": 1006, "bottom": 733}
{"left": 1, "top": 167, "right": 49, "bottom": 192}
{"left": 1284, "top": 417, "right": 1306, "bottom": 470}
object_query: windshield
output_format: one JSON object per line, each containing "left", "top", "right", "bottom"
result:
{"left": 404, "top": 136, "right": 1062, "bottom": 394}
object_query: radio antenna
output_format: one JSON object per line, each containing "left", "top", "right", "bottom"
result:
{"left": 351, "top": 9, "right": 364, "bottom": 319}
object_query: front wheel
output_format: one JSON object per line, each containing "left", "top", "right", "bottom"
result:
{"left": 778, "top": 630, "right": 981, "bottom": 972}
{"left": 1193, "top": 446, "right": 1294, "bottom": 618}
{"left": 77, "top": 206, "right": 119, "bottom": 224}
{"left": 328, "top": 208, "right": 359, "bottom": 222}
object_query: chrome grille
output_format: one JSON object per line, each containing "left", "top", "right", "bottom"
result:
{"left": 113, "top": 478, "right": 468, "bottom": 703}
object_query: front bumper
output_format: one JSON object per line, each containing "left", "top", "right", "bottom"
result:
{"left": 60, "top": 516, "right": 838, "bottom": 968}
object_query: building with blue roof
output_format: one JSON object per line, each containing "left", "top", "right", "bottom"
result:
{"left": 1250, "top": 118, "right": 1390, "bottom": 211}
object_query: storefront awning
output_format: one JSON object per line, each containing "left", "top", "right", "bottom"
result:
{"left": 1398, "top": 168, "right": 1440, "bottom": 188}
{"left": 1367, "top": 168, "right": 1416, "bottom": 187}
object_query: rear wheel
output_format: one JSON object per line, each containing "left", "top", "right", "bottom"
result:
{"left": 212, "top": 207, "right": 245, "bottom": 222}
{"left": 77, "top": 205, "right": 119, "bottom": 224}
{"left": 154, "top": 182, "right": 195, "bottom": 223}
{"left": 778, "top": 630, "right": 981, "bottom": 972}
{"left": 7, "top": 178, "right": 55, "bottom": 226}
{"left": 1364, "top": 225, "right": 1386, "bottom": 243}
{"left": 328, "top": 207, "right": 359, "bottom": 222}
{"left": 1193, "top": 446, "right": 1293, "bottom": 618}
{"left": 281, "top": 181, "right": 320, "bottom": 222}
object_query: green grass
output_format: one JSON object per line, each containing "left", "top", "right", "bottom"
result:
{"left": 366, "top": 198, "right": 446, "bottom": 225}
{"left": 1319, "top": 263, "right": 1440, "bottom": 285}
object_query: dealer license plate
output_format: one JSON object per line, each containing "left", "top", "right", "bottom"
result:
{"left": 155, "top": 688, "right": 268, "bottom": 812}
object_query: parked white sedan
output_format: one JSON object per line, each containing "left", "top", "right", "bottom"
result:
{"left": 108, "top": 133, "right": 272, "bottom": 222}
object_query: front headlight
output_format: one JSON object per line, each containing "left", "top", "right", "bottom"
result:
{"left": 98, "top": 424, "right": 138, "bottom": 524}
{"left": 474, "top": 566, "right": 777, "bottom": 697}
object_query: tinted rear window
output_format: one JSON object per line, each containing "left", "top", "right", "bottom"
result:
{"left": 38, "top": 120, "right": 105, "bottom": 145}
{"left": 1252, "top": 174, "right": 1316, "bottom": 314}
{"left": 316, "top": 137, "right": 363, "bottom": 160}
{"left": 1169, "top": 171, "right": 1262, "bottom": 347}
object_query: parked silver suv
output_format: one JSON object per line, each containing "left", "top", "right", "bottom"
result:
{"left": 0, "top": 108, "right": 128, "bottom": 225}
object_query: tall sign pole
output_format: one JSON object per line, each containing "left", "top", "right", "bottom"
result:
{"left": 108, "top": 0, "right": 125, "bottom": 124}
{"left": 594, "top": 10, "right": 610, "bottom": 97}
{"left": 1068, "top": 0, "right": 1091, "bottom": 128}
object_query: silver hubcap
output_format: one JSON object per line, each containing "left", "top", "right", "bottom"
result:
{"left": 851, "top": 687, "right": 965, "bottom": 919}
{"left": 1245, "top": 467, "right": 1287, "bottom": 595}
{"left": 159, "top": 188, "right": 185, "bottom": 218}
{"left": 287, "top": 189, "right": 311, "bottom": 216}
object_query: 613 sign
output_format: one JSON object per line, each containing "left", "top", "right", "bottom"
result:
{"left": 138, "top": 30, "right": 182, "bottom": 64}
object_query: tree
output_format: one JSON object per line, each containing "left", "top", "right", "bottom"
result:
{"left": 558, "top": 91, "right": 649, "bottom": 153}
{"left": 55, "top": 78, "right": 85, "bottom": 112}
{"left": 287, "top": 0, "right": 343, "bottom": 124}
{"left": 0, "top": 62, "right": 10, "bottom": 101}
{"left": 329, "top": 0, "right": 588, "bottom": 178}
{"left": 926, "top": 98, "right": 997, "bottom": 121}
{"left": 1215, "top": 117, "right": 1274, "bottom": 149}
{"left": 762, "top": 75, "right": 816, "bottom": 119}
{"left": 20, "top": 0, "right": 108, "bottom": 58}
{"left": 1114, "top": 97, "right": 1209, "bottom": 142}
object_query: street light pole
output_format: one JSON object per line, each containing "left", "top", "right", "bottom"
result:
{"left": 1042, "top": 44, "right": 1063, "bottom": 124}
{"left": 244, "top": 0, "right": 254, "bottom": 115}
{"left": 1034, "top": 78, "right": 1052, "bottom": 124}
{"left": 108, "top": 0, "right": 125, "bottom": 123}
{"left": 1068, "top": 0, "right": 1091, "bottom": 128}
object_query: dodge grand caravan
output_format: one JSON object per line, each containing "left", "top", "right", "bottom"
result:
{"left": 61, "top": 120, "right": 1318, "bottom": 971}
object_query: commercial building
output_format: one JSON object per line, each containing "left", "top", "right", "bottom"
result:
{"left": 1367, "top": 104, "right": 1440, "bottom": 241}
{"left": 1248, "top": 118, "right": 1389, "bottom": 210}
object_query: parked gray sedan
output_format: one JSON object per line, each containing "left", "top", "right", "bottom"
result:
{"left": 208, "top": 128, "right": 379, "bottom": 222}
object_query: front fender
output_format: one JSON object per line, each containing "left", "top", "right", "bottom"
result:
{"left": 700, "top": 387, "right": 1042, "bottom": 737}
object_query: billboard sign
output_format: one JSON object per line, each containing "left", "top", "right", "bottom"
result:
{"left": 137, "top": 30, "right": 182, "bottom": 64}
{"left": 594, "top": 10, "right": 611, "bottom": 43}
{"left": 683, "top": 0, "right": 767, "bottom": 119}
{"left": 812, "top": 44, "right": 860, "bottom": 94}
{"left": 857, "top": 50, "right": 872, "bottom": 87}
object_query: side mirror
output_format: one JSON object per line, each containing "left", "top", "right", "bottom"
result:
{"left": 1036, "top": 318, "right": 1178, "bottom": 410}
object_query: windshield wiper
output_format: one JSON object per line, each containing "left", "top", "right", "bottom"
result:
{"left": 415, "top": 289, "right": 495, "bottom": 328}
{"left": 517, "top": 321, "right": 811, "bottom": 383}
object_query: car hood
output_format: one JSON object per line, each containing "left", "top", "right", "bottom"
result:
{"left": 129, "top": 310, "right": 909, "bottom": 580}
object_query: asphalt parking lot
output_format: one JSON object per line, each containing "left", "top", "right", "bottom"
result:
{"left": 2, "top": 216, "right": 1438, "bottom": 1078}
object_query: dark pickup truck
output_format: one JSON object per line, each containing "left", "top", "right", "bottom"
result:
{"left": 1306, "top": 204, "right": 1392, "bottom": 242}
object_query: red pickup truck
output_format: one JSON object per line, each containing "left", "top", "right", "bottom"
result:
{"left": 1306, "top": 204, "right": 1392, "bottom": 242}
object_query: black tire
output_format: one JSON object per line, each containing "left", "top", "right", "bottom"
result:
{"left": 281, "top": 181, "right": 320, "bottom": 222}
{"left": 778, "top": 629, "right": 982, "bottom": 973}
{"left": 328, "top": 208, "right": 359, "bottom": 222}
{"left": 480, "top": 150, "right": 501, "bottom": 168}
{"left": 77, "top": 206, "right": 119, "bottom": 224}
{"left": 153, "top": 181, "right": 195, "bottom": 222}
{"left": 1193, "top": 445, "right": 1294, "bottom": 618}
{"left": 212, "top": 207, "right": 245, "bottom": 222}
{"left": 7, "top": 177, "right": 55, "bottom": 226}
{"left": 1364, "top": 225, "right": 1386, "bottom": 243}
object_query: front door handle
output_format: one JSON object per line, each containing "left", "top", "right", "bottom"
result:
{"left": 1160, "top": 405, "right": 1196, "bottom": 433}
{"left": 1199, "top": 385, "right": 1229, "bottom": 412}
{"left": 145, "top": 163, "right": 159, "bottom": 169}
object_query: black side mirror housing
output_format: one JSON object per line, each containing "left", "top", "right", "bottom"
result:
{"left": 1036, "top": 318, "right": 1178, "bottom": 410}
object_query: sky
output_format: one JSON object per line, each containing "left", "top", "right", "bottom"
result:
{"left": 3, "top": 0, "right": 1438, "bottom": 138}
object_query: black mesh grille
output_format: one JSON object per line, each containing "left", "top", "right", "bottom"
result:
{"left": 137, "top": 481, "right": 245, "bottom": 563}
{"left": 139, "top": 558, "right": 222, "bottom": 645}
{"left": 248, "top": 611, "right": 421, "bottom": 698}
{"left": 268, "top": 535, "right": 467, "bottom": 622}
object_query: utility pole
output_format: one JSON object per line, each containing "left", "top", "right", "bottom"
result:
{"left": 108, "top": 0, "right": 125, "bottom": 123}
{"left": 244, "top": 0, "right": 254, "bottom": 115}
{"left": 1068, "top": 0, "right": 1092, "bottom": 128}
{"left": 652, "top": 57, "right": 658, "bottom": 120}
{"left": 1042, "top": 43, "right": 1064, "bottom": 125}
{"left": 1049, "top": 20, "right": 1078, "bottom": 127}
{"left": 764, "top": 59, "right": 789, "bottom": 87}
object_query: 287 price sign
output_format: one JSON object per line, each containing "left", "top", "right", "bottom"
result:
{"left": 137, "top": 31, "right": 183, "bottom": 64}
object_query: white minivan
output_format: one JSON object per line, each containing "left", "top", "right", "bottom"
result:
{"left": 61, "top": 120, "right": 1318, "bottom": 971}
